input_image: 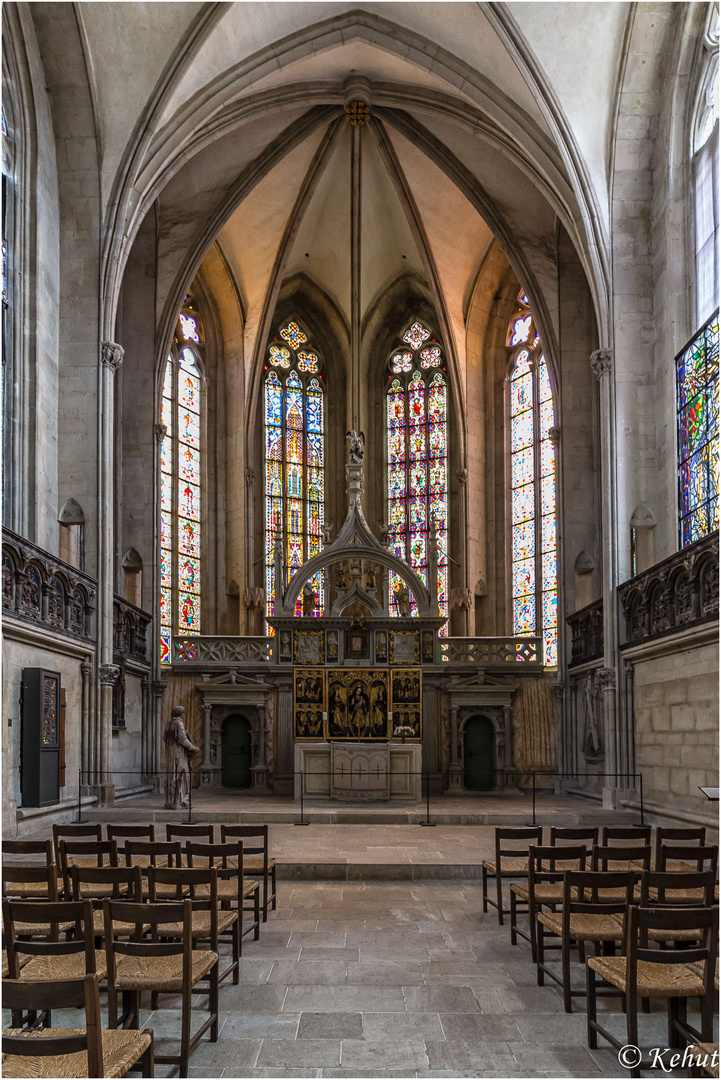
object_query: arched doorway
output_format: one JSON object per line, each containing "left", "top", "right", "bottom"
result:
{"left": 221, "top": 715, "right": 252, "bottom": 789}
{"left": 463, "top": 716, "right": 495, "bottom": 791}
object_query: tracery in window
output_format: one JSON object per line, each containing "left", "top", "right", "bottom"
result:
{"left": 676, "top": 310, "right": 719, "bottom": 547}
{"left": 693, "top": 43, "right": 719, "bottom": 325}
{"left": 160, "top": 300, "right": 203, "bottom": 664}
{"left": 508, "top": 292, "right": 558, "bottom": 667}
{"left": 264, "top": 319, "right": 324, "bottom": 627}
{"left": 386, "top": 320, "right": 448, "bottom": 632}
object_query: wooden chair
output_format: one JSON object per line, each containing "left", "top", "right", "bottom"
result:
{"left": 2, "top": 841, "right": 54, "bottom": 897}
{"left": 220, "top": 824, "right": 277, "bottom": 921}
{"left": 658, "top": 844, "right": 718, "bottom": 876}
{"left": 147, "top": 863, "right": 239, "bottom": 986}
{"left": 600, "top": 825, "right": 652, "bottom": 847}
{"left": 106, "top": 825, "right": 156, "bottom": 861}
{"left": 686, "top": 1043, "right": 719, "bottom": 1078}
{"left": 637, "top": 870, "right": 716, "bottom": 944}
{"left": 58, "top": 840, "right": 120, "bottom": 899}
{"left": 2, "top": 974, "right": 154, "bottom": 1078}
{"left": 537, "top": 869, "right": 635, "bottom": 1012}
{"left": 165, "top": 824, "right": 214, "bottom": 861}
{"left": 186, "top": 841, "right": 259, "bottom": 954}
{"left": 549, "top": 826, "right": 599, "bottom": 849}
{"left": 52, "top": 825, "right": 102, "bottom": 868}
{"left": 3, "top": 864, "right": 60, "bottom": 908}
{"left": 69, "top": 865, "right": 145, "bottom": 936}
{"left": 104, "top": 897, "right": 218, "bottom": 1077}
{"left": 124, "top": 841, "right": 181, "bottom": 897}
{"left": 510, "top": 844, "right": 587, "bottom": 961}
{"left": 591, "top": 843, "right": 652, "bottom": 875}
{"left": 655, "top": 827, "right": 706, "bottom": 871}
{"left": 587, "top": 905, "right": 718, "bottom": 1077}
{"left": 3, "top": 898, "right": 104, "bottom": 1027}
{"left": 482, "top": 826, "right": 542, "bottom": 925}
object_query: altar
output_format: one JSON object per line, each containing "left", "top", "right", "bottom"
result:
{"left": 294, "top": 740, "right": 422, "bottom": 803}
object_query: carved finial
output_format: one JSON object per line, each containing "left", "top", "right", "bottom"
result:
{"left": 101, "top": 342, "right": 124, "bottom": 371}
{"left": 590, "top": 349, "right": 613, "bottom": 380}
{"left": 345, "top": 430, "right": 365, "bottom": 463}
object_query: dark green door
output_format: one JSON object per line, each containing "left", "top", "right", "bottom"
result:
{"left": 463, "top": 716, "right": 495, "bottom": 791}
{"left": 222, "top": 715, "right": 252, "bottom": 789}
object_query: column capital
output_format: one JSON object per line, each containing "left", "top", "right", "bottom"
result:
{"left": 597, "top": 667, "right": 616, "bottom": 691}
{"left": 81, "top": 661, "right": 93, "bottom": 676}
{"left": 101, "top": 341, "right": 124, "bottom": 371}
{"left": 152, "top": 679, "right": 168, "bottom": 698}
{"left": 98, "top": 663, "right": 120, "bottom": 687}
{"left": 590, "top": 348, "right": 613, "bottom": 380}
{"left": 154, "top": 423, "right": 167, "bottom": 444}
{"left": 551, "top": 681, "right": 566, "bottom": 698}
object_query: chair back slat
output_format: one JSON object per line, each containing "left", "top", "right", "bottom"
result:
{"left": 185, "top": 841, "right": 244, "bottom": 877}
{"left": 564, "top": 869, "right": 635, "bottom": 915}
{"left": 166, "top": 823, "right": 214, "bottom": 843}
{"left": 70, "top": 864, "right": 144, "bottom": 903}
{"left": 220, "top": 824, "right": 268, "bottom": 859}
{"left": 654, "top": 826, "right": 706, "bottom": 868}
{"left": 3, "top": 898, "right": 96, "bottom": 977}
{"left": 529, "top": 844, "right": 586, "bottom": 886}
{"left": 52, "top": 824, "right": 102, "bottom": 865}
{"left": 629, "top": 905, "right": 718, "bottom": 970}
{"left": 2, "top": 973, "right": 103, "bottom": 1075}
{"left": 2, "top": 864, "right": 58, "bottom": 901}
{"left": 639, "top": 869, "right": 715, "bottom": 907}
{"left": 106, "top": 824, "right": 156, "bottom": 855}
{"left": 124, "top": 840, "right": 182, "bottom": 866}
{"left": 591, "top": 844, "right": 651, "bottom": 872}
{"left": 657, "top": 844, "right": 718, "bottom": 874}
{"left": 600, "top": 825, "right": 652, "bottom": 845}
{"left": 549, "top": 827, "right": 599, "bottom": 847}
{"left": 103, "top": 898, "right": 193, "bottom": 960}
{"left": 495, "top": 826, "right": 543, "bottom": 861}
{"left": 2, "top": 839, "right": 54, "bottom": 864}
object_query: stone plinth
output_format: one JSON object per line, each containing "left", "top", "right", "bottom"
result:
{"left": 294, "top": 741, "right": 421, "bottom": 803}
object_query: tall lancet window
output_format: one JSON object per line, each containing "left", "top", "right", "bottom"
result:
{"left": 386, "top": 319, "right": 448, "bottom": 632}
{"left": 676, "top": 311, "right": 719, "bottom": 546}
{"left": 159, "top": 302, "right": 203, "bottom": 664}
{"left": 508, "top": 292, "right": 558, "bottom": 667}
{"left": 264, "top": 319, "right": 324, "bottom": 627}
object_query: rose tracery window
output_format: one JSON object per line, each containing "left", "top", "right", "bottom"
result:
{"left": 386, "top": 319, "right": 448, "bottom": 632}
{"left": 159, "top": 302, "right": 203, "bottom": 664}
{"left": 508, "top": 292, "right": 558, "bottom": 667}
{"left": 264, "top": 319, "right": 324, "bottom": 626}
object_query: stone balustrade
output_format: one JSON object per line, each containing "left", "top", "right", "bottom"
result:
{"left": 618, "top": 531, "right": 718, "bottom": 646}
{"left": 2, "top": 528, "right": 96, "bottom": 641}
{"left": 566, "top": 598, "right": 603, "bottom": 667}
{"left": 439, "top": 636, "right": 542, "bottom": 667}
{"left": 174, "top": 636, "right": 274, "bottom": 664}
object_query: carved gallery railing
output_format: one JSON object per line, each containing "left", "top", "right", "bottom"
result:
{"left": 113, "top": 595, "right": 152, "bottom": 664}
{"left": 440, "top": 636, "right": 542, "bottom": 667}
{"left": 566, "top": 598, "right": 603, "bottom": 667}
{"left": 618, "top": 530, "right": 718, "bottom": 647}
{"left": 2, "top": 528, "right": 96, "bottom": 641}
{"left": 174, "top": 636, "right": 274, "bottom": 664}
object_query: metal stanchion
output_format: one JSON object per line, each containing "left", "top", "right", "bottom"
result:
{"left": 76, "top": 769, "right": 87, "bottom": 823}
{"left": 419, "top": 770, "right": 435, "bottom": 826}
{"left": 638, "top": 773, "right": 645, "bottom": 826}
{"left": 295, "top": 770, "right": 309, "bottom": 825}
{"left": 187, "top": 765, "right": 194, "bottom": 824}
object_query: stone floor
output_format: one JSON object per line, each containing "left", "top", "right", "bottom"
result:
{"left": 11, "top": 880, "right": 714, "bottom": 1079}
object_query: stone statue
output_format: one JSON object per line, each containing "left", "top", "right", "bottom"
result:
{"left": 378, "top": 523, "right": 391, "bottom": 547}
{"left": 302, "top": 581, "right": 317, "bottom": 616}
{"left": 366, "top": 563, "right": 378, "bottom": 591}
{"left": 163, "top": 705, "right": 199, "bottom": 809}
{"left": 345, "top": 429, "right": 365, "bottom": 463}
{"left": 394, "top": 582, "right": 411, "bottom": 617}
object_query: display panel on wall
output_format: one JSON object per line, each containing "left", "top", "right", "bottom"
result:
{"left": 293, "top": 668, "right": 422, "bottom": 741}
{"left": 21, "top": 668, "right": 61, "bottom": 807}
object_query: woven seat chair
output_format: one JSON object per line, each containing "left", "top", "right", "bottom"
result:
{"left": 147, "top": 863, "right": 239, "bottom": 987}
{"left": 657, "top": 844, "right": 718, "bottom": 878}
{"left": 220, "top": 825, "right": 277, "bottom": 921}
{"left": 52, "top": 825, "right": 102, "bottom": 869}
{"left": 537, "top": 869, "right": 634, "bottom": 1012}
{"left": 636, "top": 870, "right": 716, "bottom": 944}
{"left": 482, "top": 826, "right": 542, "bottom": 925}
{"left": 655, "top": 827, "right": 707, "bottom": 872}
{"left": 2, "top": 974, "right": 154, "bottom": 1078}
{"left": 547, "top": 827, "right": 599, "bottom": 868}
{"left": 59, "top": 840, "right": 121, "bottom": 899}
{"left": 591, "top": 843, "right": 651, "bottom": 888}
{"left": 510, "top": 844, "right": 587, "bottom": 961}
{"left": 186, "top": 841, "right": 260, "bottom": 949}
{"left": 166, "top": 825, "right": 214, "bottom": 865}
{"left": 106, "top": 825, "right": 156, "bottom": 862}
{"left": 687, "top": 1043, "right": 719, "bottom": 1078}
{"left": 2, "top": 949, "right": 31, "bottom": 978}
{"left": 2, "top": 841, "right": 54, "bottom": 898}
{"left": 69, "top": 865, "right": 145, "bottom": 936}
{"left": 3, "top": 898, "right": 105, "bottom": 1027}
{"left": 587, "top": 905, "right": 718, "bottom": 1077}
{"left": 600, "top": 825, "right": 652, "bottom": 847}
{"left": 2, "top": 865, "right": 62, "bottom": 925}
{"left": 124, "top": 841, "right": 181, "bottom": 896}
{"left": 103, "top": 897, "right": 218, "bottom": 1077}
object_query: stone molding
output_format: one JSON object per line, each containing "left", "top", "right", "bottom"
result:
{"left": 566, "top": 597, "right": 603, "bottom": 667}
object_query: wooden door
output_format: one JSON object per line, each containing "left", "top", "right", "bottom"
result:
{"left": 221, "top": 715, "right": 252, "bottom": 789}
{"left": 463, "top": 716, "right": 495, "bottom": 791}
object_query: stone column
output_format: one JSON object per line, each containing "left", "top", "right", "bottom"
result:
{"left": 251, "top": 702, "right": 270, "bottom": 791}
{"left": 446, "top": 706, "right": 463, "bottom": 792}
{"left": 94, "top": 341, "right": 123, "bottom": 805}
{"left": 80, "top": 660, "right": 93, "bottom": 790}
{"left": 200, "top": 702, "right": 213, "bottom": 785}
{"left": 550, "top": 682, "right": 565, "bottom": 793}
{"left": 152, "top": 680, "right": 168, "bottom": 792}
{"left": 502, "top": 703, "right": 515, "bottom": 788}
{"left": 456, "top": 468, "right": 470, "bottom": 634}
{"left": 591, "top": 348, "right": 621, "bottom": 805}
{"left": 275, "top": 676, "right": 294, "bottom": 794}
{"left": 140, "top": 676, "right": 150, "bottom": 782}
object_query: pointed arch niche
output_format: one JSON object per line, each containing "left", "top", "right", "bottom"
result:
{"left": 506, "top": 292, "right": 558, "bottom": 668}
{"left": 159, "top": 299, "right": 205, "bottom": 664}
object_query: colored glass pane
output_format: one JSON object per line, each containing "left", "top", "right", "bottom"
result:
{"left": 419, "top": 346, "right": 442, "bottom": 369}
{"left": 391, "top": 351, "right": 413, "bottom": 373}
{"left": 297, "top": 351, "right": 319, "bottom": 373}
{"left": 179, "top": 313, "right": 200, "bottom": 343}
{"left": 269, "top": 345, "right": 291, "bottom": 368}
{"left": 402, "top": 321, "right": 431, "bottom": 350}
{"left": 677, "top": 312, "right": 719, "bottom": 545}
{"left": 280, "top": 321, "right": 307, "bottom": 350}
{"left": 510, "top": 314, "right": 532, "bottom": 346}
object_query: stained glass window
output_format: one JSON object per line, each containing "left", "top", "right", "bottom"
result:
{"left": 264, "top": 319, "right": 324, "bottom": 628}
{"left": 386, "top": 320, "right": 448, "bottom": 632}
{"left": 677, "top": 310, "right": 719, "bottom": 547}
{"left": 159, "top": 302, "right": 203, "bottom": 664}
{"left": 693, "top": 52, "right": 719, "bottom": 325}
{"left": 509, "top": 294, "right": 558, "bottom": 666}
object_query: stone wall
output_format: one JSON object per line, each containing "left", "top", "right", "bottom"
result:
{"left": 628, "top": 628, "right": 718, "bottom": 830}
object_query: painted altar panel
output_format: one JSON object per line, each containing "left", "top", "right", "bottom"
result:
{"left": 294, "top": 667, "right": 326, "bottom": 740}
{"left": 390, "top": 667, "right": 422, "bottom": 740}
{"left": 327, "top": 669, "right": 389, "bottom": 739}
